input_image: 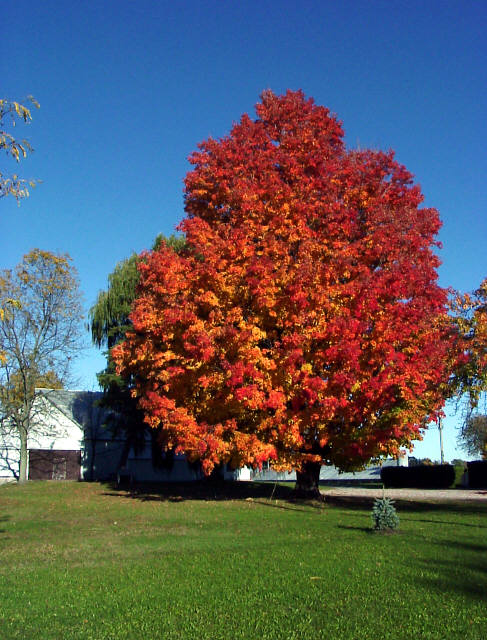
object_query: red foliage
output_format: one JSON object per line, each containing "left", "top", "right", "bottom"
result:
{"left": 113, "top": 90, "right": 454, "bottom": 474}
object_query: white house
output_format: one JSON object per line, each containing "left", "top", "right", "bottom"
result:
{"left": 0, "top": 389, "right": 211, "bottom": 482}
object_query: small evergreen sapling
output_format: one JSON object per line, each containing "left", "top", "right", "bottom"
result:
{"left": 371, "top": 494, "right": 400, "bottom": 532}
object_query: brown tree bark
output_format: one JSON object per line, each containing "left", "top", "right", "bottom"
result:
{"left": 293, "top": 460, "right": 324, "bottom": 500}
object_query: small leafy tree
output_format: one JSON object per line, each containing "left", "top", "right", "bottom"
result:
{"left": 0, "top": 96, "right": 40, "bottom": 202}
{"left": 450, "top": 279, "right": 487, "bottom": 408}
{"left": 458, "top": 414, "right": 487, "bottom": 460}
{"left": 449, "top": 279, "right": 487, "bottom": 456}
{"left": 0, "top": 250, "right": 83, "bottom": 481}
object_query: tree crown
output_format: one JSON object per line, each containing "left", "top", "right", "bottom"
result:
{"left": 114, "top": 90, "right": 454, "bottom": 474}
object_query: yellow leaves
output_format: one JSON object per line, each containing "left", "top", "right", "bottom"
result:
{"left": 192, "top": 189, "right": 209, "bottom": 198}
{"left": 0, "top": 134, "right": 30, "bottom": 162}
{"left": 1, "top": 95, "right": 39, "bottom": 203}
{"left": 251, "top": 326, "right": 266, "bottom": 341}
{"left": 14, "top": 99, "right": 38, "bottom": 121}
{"left": 0, "top": 97, "right": 38, "bottom": 122}
{"left": 343, "top": 187, "right": 369, "bottom": 209}
{"left": 0, "top": 298, "right": 22, "bottom": 322}
{"left": 225, "top": 305, "right": 243, "bottom": 324}
{"left": 261, "top": 358, "right": 277, "bottom": 371}
{"left": 359, "top": 191, "right": 370, "bottom": 208}
{"left": 198, "top": 290, "right": 219, "bottom": 307}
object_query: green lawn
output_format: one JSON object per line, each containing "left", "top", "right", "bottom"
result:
{"left": 0, "top": 481, "right": 486, "bottom": 640}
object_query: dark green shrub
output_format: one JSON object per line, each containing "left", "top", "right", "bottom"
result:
{"left": 371, "top": 497, "right": 400, "bottom": 531}
{"left": 381, "top": 464, "right": 455, "bottom": 488}
{"left": 467, "top": 461, "right": 487, "bottom": 488}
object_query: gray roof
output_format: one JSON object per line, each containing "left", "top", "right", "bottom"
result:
{"left": 35, "top": 389, "right": 106, "bottom": 429}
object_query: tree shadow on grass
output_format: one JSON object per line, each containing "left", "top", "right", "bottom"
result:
{"left": 101, "top": 481, "right": 487, "bottom": 520}
{"left": 411, "top": 551, "right": 487, "bottom": 600}
{"left": 336, "top": 524, "right": 375, "bottom": 534}
{"left": 251, "top": 498, "right": 326, "bottom": 513}
{"left": 322, "top": 493, "right": 487, "bottom": 519}
{"left": 102, "top": 479, "right": 300, "bottom": 506}
{"left": 433, "top": 539, "right": 487, "bottom": 554}
{"left": 102, "top": 479, "right": 328, "bottom": 512}
{"left": 400, "top": 515, "right": 487, "bottom": 529}
{"left": 334, "top": 509, "right": 487, "bottom": 600}
{"left": 0, "top": 514, "right": 10, "bottom": 535}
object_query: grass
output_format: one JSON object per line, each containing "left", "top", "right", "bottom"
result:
{"left": 0, "top": 481, "right": 486, "bottom": 640}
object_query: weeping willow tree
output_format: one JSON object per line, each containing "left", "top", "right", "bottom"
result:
{"left": 90, "top": 254, "right": 139, "bottom": 351}
{"left": 90, "top": 235, "right": 186, "bottom": 351}
{"left": 89, "top": 234, "right": 186, "bottom": 471}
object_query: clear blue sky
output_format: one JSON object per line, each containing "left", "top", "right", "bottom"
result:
{"left": 2, "top": 0, "right": 486, "bottom": 461}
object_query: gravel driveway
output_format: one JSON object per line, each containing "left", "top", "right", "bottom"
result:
{"left": 321, "top": 487, "right": 487, "bottom": 502}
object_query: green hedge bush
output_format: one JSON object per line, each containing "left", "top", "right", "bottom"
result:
{"left": 467, "top": 461, "right": 487, "bottom": 488}
{"left": 381, "top": 464, "right": 455, "bottom": 489}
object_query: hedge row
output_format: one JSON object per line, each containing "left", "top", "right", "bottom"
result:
{"left": 381, "top": 464, "right": 455, "bottom": 489}
{"left": 467, "top": 461, "right": 487, "bottom": 488}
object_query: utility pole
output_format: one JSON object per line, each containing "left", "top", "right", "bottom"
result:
{"left": 438, "top": 416, "right": 445, "bottom": 464}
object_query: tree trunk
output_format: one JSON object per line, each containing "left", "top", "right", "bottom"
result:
{"left": 18, "top": 427, "right": 28, "bottom": 483}
{"left": 294, "top": 461, "right": 323, "bottom": 500}
{"left": 117, "top": 436, "right": 132, "bottom": 473}
{"left": 88, "top": 436, "right": 97, "bottom": 481}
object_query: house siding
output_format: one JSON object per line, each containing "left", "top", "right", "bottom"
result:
{"left": 0, "top": 390, "right": 216, "bottom": 483}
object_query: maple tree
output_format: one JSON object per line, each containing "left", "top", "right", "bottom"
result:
{"left": 114, "top": 90, "right": 454, "bottom": 496}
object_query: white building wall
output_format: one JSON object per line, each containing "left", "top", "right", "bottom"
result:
{"left": 0, "top": 392, "right": 260, "bottom": 483}
{"left": 28, "top": 403, "right": 83, "bottom": 450}
{"left": 0, "top": 428, "right": 20, "bottom": 479}
{"left": 0, "top": 397, "right": 84, "bottom": 480}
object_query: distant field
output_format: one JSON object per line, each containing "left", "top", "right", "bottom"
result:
{"left": 0, "top": 481, "right": 486, "bottom": 640}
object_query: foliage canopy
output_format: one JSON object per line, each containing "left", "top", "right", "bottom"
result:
{"left": 114, "top": 90, "right": 453, "bottom": 478}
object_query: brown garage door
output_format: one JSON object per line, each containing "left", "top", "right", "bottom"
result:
{"left": 29, "top": 450, "right": 81, "bottom": 480}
